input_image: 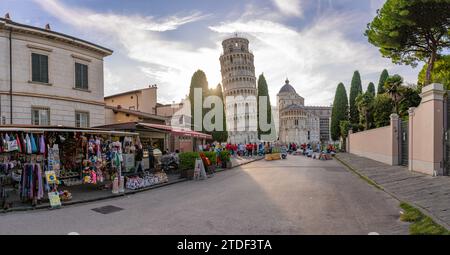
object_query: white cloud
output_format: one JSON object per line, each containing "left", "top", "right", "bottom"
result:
{"left": 103, "top": 65, "right": 122, "bottom": 94}
{"left": 271, "top": 0, "right": 303, "bottom": 17}
{"left": 35, "top": 0, "right": 207, "bottom": 32}
{"left": 209, "top": 12, "right": 419, "bottom": 106}
{"left": 33, "top": 0, "right": 217, "bottom": 103}
{"left": 34, "top": 0, "right": 420, "bottom": 107}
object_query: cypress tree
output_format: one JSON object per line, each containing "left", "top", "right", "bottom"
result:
{"left": 367, "top": 82, "right": 376, "bottom": 97}
{"left": 257, "top": 74, "right": 276, "bottom": 140}
{"left": 211, "top": 83, "right": 228, "bottom": 142}
{"left": 377, "top": 69, "right": 389, "bottom": 95}
{"left": 349, "top": 71, "right": 362, "bottom": 127}
{"left": 188, "top": 70, "right": 209, "bottom": 132}
{"left": 331, "top": 83, "right": 349, "bottom": 141}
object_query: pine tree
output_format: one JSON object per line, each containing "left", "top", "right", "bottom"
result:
{"left": 349, "top": 71, "right": 363, "bottom": 128}
{"left": 365, "top": 0, "right": 450, "bottom": 85}
{"left": 331, "top": 83, "right": 349, "bottom": 141}
{"left": 377, "top": 69, "right": 389, "bottom": 95}
{"left": 188, "top": 70, "right": 209, "bottom": 132}
{"left": 367, "top": 82, "right": 376, "bottom": 97}
{"left": 211, "top": 83, "right": 228, "bottom": 142}
{"left": 257, "top": 74, "right": 276, "bottom": 140}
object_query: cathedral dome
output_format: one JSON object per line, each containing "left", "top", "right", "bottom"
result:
{"left": 279, "top": 79, "right": 296, "bottom": 93}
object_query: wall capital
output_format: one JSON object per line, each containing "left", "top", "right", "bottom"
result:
{"left": 390, "top": 113, "right": 399, "bottom": 121}
{"left": 408, "top": 107, "right": 416, "bottom": 116}
{"left": 420, "top": 83, "right": 445, "bottom": 103}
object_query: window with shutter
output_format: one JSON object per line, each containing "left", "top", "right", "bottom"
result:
{"left": 31, "top": 53, "right": 49, "bottom": 83}
{"left": 75, "top": 63, "right": 88, "bottom": 89}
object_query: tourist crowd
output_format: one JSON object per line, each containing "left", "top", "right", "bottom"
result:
{"left": 200, "top": 142, "right": 275, "bottom": 158}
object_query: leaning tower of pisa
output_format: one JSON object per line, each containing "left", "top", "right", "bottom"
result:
{"left": 219, "top": 36, "right": 258, "bottom": 144}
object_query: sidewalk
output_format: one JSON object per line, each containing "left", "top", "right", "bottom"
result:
{"left": 2, "top": 156, "right": 264, "bottom": 213}
{"left": 335, "top": 153, "right": 450, "bottom": 230}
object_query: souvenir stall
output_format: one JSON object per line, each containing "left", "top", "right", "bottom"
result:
{"left": 122, "top": 132, "right": 169, "bottom": 191}
{"left": 0, "top": 126, "right": 139, "bottom": 210}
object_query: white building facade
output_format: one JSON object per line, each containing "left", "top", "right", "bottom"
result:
{"left": 277, "top": 79, "right": 331, "bottom": 144}
{"left": 0, "top": 16, "right": 112, "bottom": 127}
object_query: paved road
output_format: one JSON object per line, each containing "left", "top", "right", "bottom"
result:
{"left": 0, "top": 155, "right": 409, "bottom": 234}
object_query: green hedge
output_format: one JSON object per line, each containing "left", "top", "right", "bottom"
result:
{"left": 179, "top": 150, "right": 230, "bottom": 170}
{"left": 179, "top": 152, "right": 199, "bottom": 170}
{"left": 203, "top": 152, "right": 217, "bottom": 166}
{"left": 220, "top": 150, "right": 231, "bottom": 162}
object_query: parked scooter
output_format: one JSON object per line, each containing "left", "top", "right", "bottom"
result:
{"left": 161, "top": 152, "right": 179, "bottom": 173}
{"left": 281, "top": 145, "right": 287, "bottom": 159}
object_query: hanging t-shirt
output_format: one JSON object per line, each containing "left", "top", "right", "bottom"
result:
{"left": 30, "top": 134, "right": 38, "bottom": 153}
{"left": 40, "top": 135, "right": 46, "bottom": 154}
{"left": 21, "top": 133, "right": 26, "bottom": 153}
{"left": 25, "top": 134, "right": 32, "bottom": 154}
{"left": 96, "top": 138, "right": 101, "bottom": 158}
{"left": 16, "top": 134, "right": 22, "bottom": 153}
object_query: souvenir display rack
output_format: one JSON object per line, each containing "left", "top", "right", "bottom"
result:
{"left": 0, "top": 126, "right": 138, "bottom": 209}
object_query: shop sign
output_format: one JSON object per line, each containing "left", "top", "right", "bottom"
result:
{"left": 48, "top": 191, "right": 61, "bottom": 208}
{"left": 194, "top": 159, "right": 207, "bottom": 180}
{"left": 45, "top": 170, "right": 58, "bottom": 184}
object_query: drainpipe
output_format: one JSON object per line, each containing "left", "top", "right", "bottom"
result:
{"left": 408, "top": 108, "right": 414, "bottom": 172}
{"left": 442, "top": 94, "right": 449, "bottom": 175}
{"left": 9, "top": 26, "right": 13, "bottom": 124}
{"left": 135, "top": 92, "right": 139, "bottom": 111}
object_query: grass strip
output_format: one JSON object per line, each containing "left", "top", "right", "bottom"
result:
{"left": 400, "top": 202, "right": 450, "bottom": 235}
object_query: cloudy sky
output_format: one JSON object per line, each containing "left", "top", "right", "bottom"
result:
{"left": 1, "top": 0, "right": 423, "bottom": 106}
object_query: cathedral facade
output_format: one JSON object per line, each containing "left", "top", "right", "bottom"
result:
{"left": 219, "top": 36, "right": 258, "bottom": 144}
{"left": 277, "top": 79, "right": 332, "bottom": 145}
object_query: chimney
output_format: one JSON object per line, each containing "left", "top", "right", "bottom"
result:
{"left": 5, "top": 13, "right": 11, "bottom": 20}
{"left": 45, "top": 23, "right": 51, "bottom": 30}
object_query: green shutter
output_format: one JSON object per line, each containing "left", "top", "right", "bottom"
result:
{"left": 40, "top": 55, "right": 48, "bottom": 83}
{"left": 32, "top": 54, "right": 49, "bottom": 83}
{"left": 75, "top": 63, "right": 88, "bottom": 89}
{"left": 83, "top": 64, "right": 88, "bottom": 89}
{"left": 75, "top": 63, "right": 81, "bottom": 88}
{"left": 32, "top": 53, "right": 40, "bottom": 82}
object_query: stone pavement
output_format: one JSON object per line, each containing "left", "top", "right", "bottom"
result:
{"left": 336, "top": 153, "right": 450, "bottom": 230}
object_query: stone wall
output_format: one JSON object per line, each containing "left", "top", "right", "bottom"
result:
{"left": 347, "top": 114, "right": 399, "bottom": 166}
{"left": 347, "top": 83, "right": 446, "bottom": 176}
